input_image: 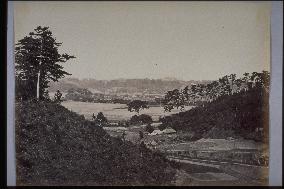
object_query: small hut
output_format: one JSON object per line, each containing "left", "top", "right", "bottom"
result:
{"left": 149, "top": 129, "right": 163, "bottom": 135}
{"left": 162, "top": 127, "right": 176, "bottom": 134}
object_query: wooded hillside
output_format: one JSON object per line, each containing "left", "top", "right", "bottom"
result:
{"left": 16, "top": 100, "right": 176, "bottom": 186}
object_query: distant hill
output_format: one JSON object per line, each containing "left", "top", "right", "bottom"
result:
{"left": 160, "top": 87, "right": 269, "bottom": 142}
{"left": 48, "top": 78, "right": 211, "bottom": 95}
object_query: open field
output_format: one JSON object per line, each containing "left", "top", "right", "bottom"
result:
{"left": 61, "top": 101, "right": 193, "bottom": 121}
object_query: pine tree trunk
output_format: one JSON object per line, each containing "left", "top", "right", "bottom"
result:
{"left": 37, "top": 36, "right": 43, "bottom": 100}
{"left": 36, "top": 67, "right": 41, "bottom": 99}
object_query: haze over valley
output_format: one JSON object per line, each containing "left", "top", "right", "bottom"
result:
{"left": 48, "top": 77, "right": 211, "bottom": 102}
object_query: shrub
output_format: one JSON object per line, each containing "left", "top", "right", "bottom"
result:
{"left": 138, "top": 114, "right": 153, "bottom": 124}
{"left": 127, "top": 100, "right": 149, "bottom": 114}
{"left": 158, "top": 124, "right": 167, "bottom": 131}
{"left": 53, "top": 90, "right": 63, "bottom": 104}
{"left": 130, "top": 114, "right": 153, "bottom": 125}
{"left": 145, "top": 124, "right": 154, "bottom": 133}
{"left": 94, "top": 112, "right": 108, "bottom": 126}
{"left": 130, "top": 115, "right": 139, "bottom": 124}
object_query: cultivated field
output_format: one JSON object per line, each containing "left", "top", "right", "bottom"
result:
{"left": 61, "top": 101, "right": 193, "bottom": 121}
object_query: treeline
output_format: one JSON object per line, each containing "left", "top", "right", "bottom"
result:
{"left": 160, "top": 72, "right": 270, "bottom": 142}
{"left": 162, "top": 71, "right": 270, "bottom": 112}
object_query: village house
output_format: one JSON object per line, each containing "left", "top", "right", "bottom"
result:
{"left": 162, "top": 128, "right": 176, "bottom": 134}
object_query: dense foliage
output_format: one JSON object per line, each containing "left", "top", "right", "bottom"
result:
{"left": 53, "top": 90, "right": 63, "bottom": 104}
{"left": 127, "top": 100, "right": 149, "bottom": 114}
{"left": 16, "top": 101, "right": 176, "bottom": 186}
{"left": 160, "top": 86, "right": 269, "bottom": 142}
{"left": 162, "top": 71, "right": 270, "bottom": 112}
{"left": 145, "top": 124, "right": 155, "bottom": 133}
{"left": 93, "top": 112, "right": 108, "bottom": 126}
{"left": 130, "top": 114, "right": 153, "bottom": 125}
{"left": 15, "top": 26, "right": 75, "bottom": 101}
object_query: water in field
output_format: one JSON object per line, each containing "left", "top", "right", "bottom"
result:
{"left": 61, "top": 101, "right": 193, "bottom": 121}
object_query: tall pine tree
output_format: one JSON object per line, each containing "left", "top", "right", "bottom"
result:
{"left": 15, "top": 26, "right": 75, "bottom": 100}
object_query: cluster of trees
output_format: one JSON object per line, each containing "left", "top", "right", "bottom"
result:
{"left": 162, "top": 71, "right": 270, "bottom": 112}
{"left": 92, "top": 112, "right": 108, "bottom": 126}
{"left": 129, "top": 114, "right": 153, "bottom": 125}
{"left": 15, "top": 26, "right": 75, "bottom": 102}
{"left": 127, "top": 100, "right": 149, "bottom": 115}
{"left": 127, "top": 100, "right": 154, "bottom": 126}
{"left": 159, "top": 86, "right": 269, "bottom": 142}
{"left": 89, "top": 100, "right": 152, "bottom": 128}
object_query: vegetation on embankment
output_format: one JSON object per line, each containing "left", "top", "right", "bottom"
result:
{"left": 160, "top": 87, "right": 269, "bottom": 142}
{"left": 16, "top": 100, "right": 176, "bottom": 186}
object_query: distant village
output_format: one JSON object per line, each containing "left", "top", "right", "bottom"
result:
{"left": 48, "top": 78, "right": 211, "bottom": 104}
{"left": 50, "top": 87, "right": 165, "bottom": 105}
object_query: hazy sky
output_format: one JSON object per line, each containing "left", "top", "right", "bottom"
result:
{"left": 14, "top": 1, "right": 270, "bottom": 81}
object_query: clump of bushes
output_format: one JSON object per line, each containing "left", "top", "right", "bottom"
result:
{"left": 92, "top": 112, "right": 108, "bottom": 126}
{"left": 129, "top": 114, "right": 153, "bottom": 125}
{"left": 145, "top": 124, "right": 154, "bottom": 133}
{"left": 16, "top": 101, "right": 176, "bottom": 186}
{"left": 53, "top": 90, "right": 64, "bottom": 104}
{"left": 158, "top": 124, "right": 167, "bottom": 131}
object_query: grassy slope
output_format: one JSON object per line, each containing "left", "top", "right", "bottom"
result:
{"left": 16, "top": 100, "right": 176, "bottom": 186}
{"left": 161, "top": 87, "right": 269, "bottom": 142}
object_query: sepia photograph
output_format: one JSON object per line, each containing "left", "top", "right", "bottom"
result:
{"left": 13, "top": 1, "right": 271, "bottom": 186}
